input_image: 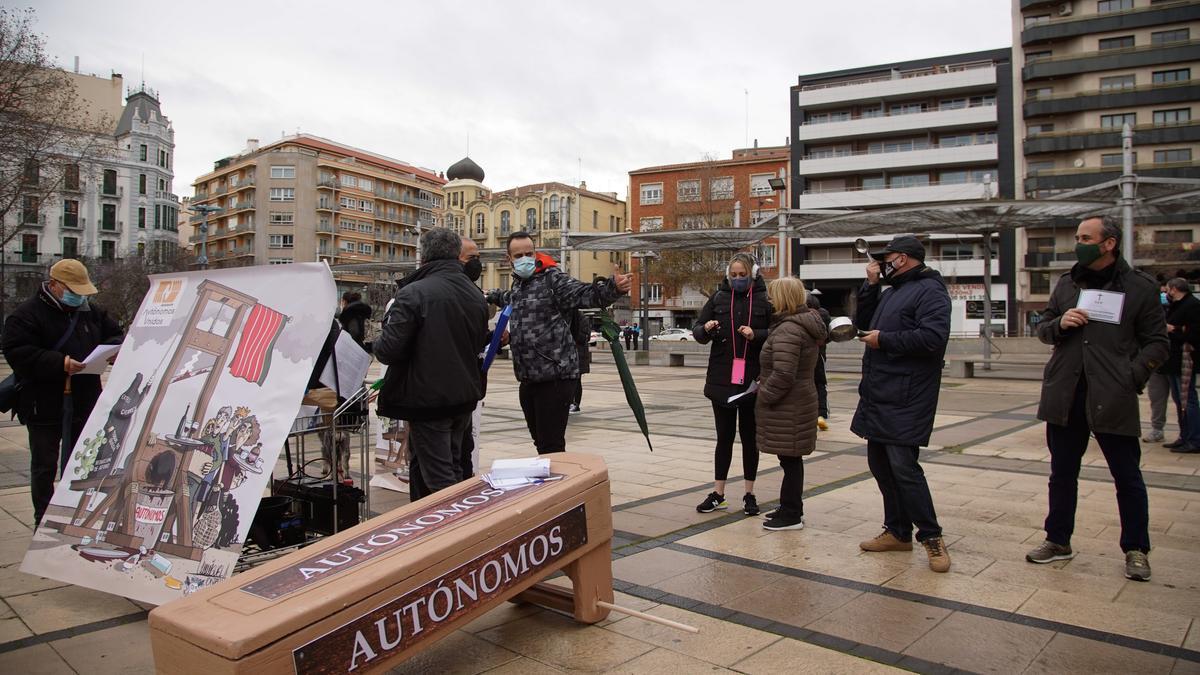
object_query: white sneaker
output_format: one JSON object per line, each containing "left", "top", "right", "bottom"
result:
{"left": 1142, "top": 429, "right": 1165, "bottom": 443}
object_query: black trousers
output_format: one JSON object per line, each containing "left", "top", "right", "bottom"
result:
{"left": 624, "top": 334, "right": 633, "bottom": 350}
{"left": 29, "top": 421, "right": 83, "bottom": 526}
{"left": 777, "top": 455, "right": 805, "bottom": 517}
{"left": 406, "top": 413, "right": 470, "bottom": 502}
{"left": 814, "top": 354, "right": 828, "bottom": 418}
{"left": 519, "top": 379, "right": 575, "bottom": 454}
{"left": 1045, "top": 380, "right": 1150, "bottom": 553}
{"left": 572, "top": 378, "right": 583, "bottom": 408}
{"left": 712, "top": 401, "right": 758, "bottom": 482}
{"left": 866, "top": 440, "right": 942, "bottom": 542}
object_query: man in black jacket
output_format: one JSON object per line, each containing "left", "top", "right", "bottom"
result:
{"left": 337, "top": 291, "right": 372, "bottom": 349}
{"left": 375, "top": 228, "right": 487, "bottom": 497}
{"left": 1027, "top": 215, "right": 1167, "bottom": 582}
{"left": 852, "top": 235, "right": 952, "bottom": 573}
{"left": 2, "top": 259, "right": 123, "bottom": 525}
{"left": 1162, "top": 277, "right": 1200, "bottom": 452}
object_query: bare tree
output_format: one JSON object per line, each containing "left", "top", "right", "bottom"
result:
{"left": 649, "top": 155, "right": 740, "bottom": 300}
{"left": 0, "top": 8, "right": 115, "bottom": 318}
{"left": 88, "top": 245, "right": 193, "bottom": 329}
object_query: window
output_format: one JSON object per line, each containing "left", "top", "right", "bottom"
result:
{"left": 101, "top": 240, "right": 115, "bottom": 261}
{"left": 526, "top": 207, "right": 537, "bottom": 229}
{"left": 939, "top": 98, "right": 967, "bottom": 110}
{"left": 889, "top": 102, "right": 925, "bottom": 115}
{"left": 939, "top": 170, "right": 969, "bottom": 184}
{"left": 1098, "top": 36, "right": 1134, "bottom": 50}
{"left": 159, "top": 178, "right": 166, "bottom": 191}
{"left": 62, "top": 236, "right": 77, "bottom": 258}
{"left": 268, "top": 234, "right": 294, "bottom": 248}
{"left": 639, "top": 216, "right": 663, "bottom": 232}
{"left": 861, "top": 106, "right": 883, "bottom": 118}
{"left": 709, "top": 176, "right": 733, "bottom": 200}
{"left": 269, "top": 259, "right": 293, "bottom": 265}
{"left": 679, "top": 215, "right": 707, "bottom": 229}
{"left": 868, "top": 138, "right": 929, "bottom": 154}
{"left": 158, "top": 150, "right": 167, "bottom": 168}
{"left": 648, "top": 284, "right": 663, "bottom": 304}
{"left": 358, "top": 242, "right": 372, "bottom": 254}
{"left": 1155, "top": 109, "right": 1192, "bottom": 125}
{"left": 359, "top": 178, "right": 373, "bottom": 191}
{"left": 269, "top": 187, "right": 295, "bottom": 201}
{"left": 677, "top": 179, "right": 701, "bottom": 201}
{"left": 20, "top": 234, "right": 37, "bottom": 262}
{"left": 1028, "top": 123, "right": 1056, "bottom": 135}
{"left": 1100, "top": 74, "right": 1135, "bottom": 91}
{"left": 500, "top": 210, "right": 511, "bottom": 234}
{"left": 269, "top": 211, "right": 294, "bottom": 224}
{"left": 1024, "top": 14, "right": 1050, "bottom": 26}
{"left": 359, "top": 200, "right": 373, "bottom": 213}
{"left": 1153, "top": 68, "right": 1191, "bottom": 84}
{"left": 939, "top": 134, "right": 973, "bottom": 148}
{"left": 270, "top": 165, "right": 295, "bottom": 179}
{"left": 339, "top": 196, "right": 355, "bottom": 209}
{"left": 1026, "top": 87, "right": 1054, "bottom": 100}
{"left": 1101, "top": 112, "right": 1136, "bottom": 128}
{"left": 639, "top": 182, "right": 663, "bottom": 205}
{"left": 1026, "top": 50, "right": 1053, "bottom": 63}
{"left": 102, "top": 169, "right": 117, "bottom": 195}
{"left": 750, "top": 174, "right": 774, "bottom": 196}
{"left": 340, "top": 240, "right": 356, "bottom": 252}
{"left": 890, "top": 173, "right": 929, "bottom": 189}
{"left": 1027, "top": 160, "right": 1055, "bottom": 174}
{"left": 861, "top": 176, "right": 885, "bottom": 190}
{"left": 20, "top": 195, "right": 37, "bottom": 224}
{"left": 340, "top": 174, "right": 358, "bottom": 188}
{"left": 101, "top": 203, "right": 116, "bottom": 230}
{"left": 138, "top": 174, "right": 146, "bottom": 195}
{"left": 1154, "top": 148, "right": 1193, "bottom": 163}
{"left": 1154, "top": 229, "right": 1193, "bottom": 244}
{"left": 475, "top": 213, "right": 485, "bottom": 235}
{"left": 1097, "top": 0, "right": 1133, "bottom": 12}
{"left": 138, "top": 207, "right": 146, "bottom": 228}
{"left": 1028, "top": 237, "right": 1055, "bottom": 253}
{"left": 755, "top": 244, "right": 777, "bottom": 269}
{"left": 1101, "top": 152, "right": 1137, "bottom": 166}
{"left": 1152, "top": 28, "right": 1190, "bottom": 45}
{"left": 63, "top": 200, "right": 78, "bottom": 228}
{"left": 939, "top": 244, "right": 974, "bottom": 261}
{"left": 1030, "top": 271, "right": 1052, "bottom": 295}
{"left": 139, "top": 144, "right": 147, "bottom": 161}
{"left": 64, "top": 164, "right": 79, "bottom": 191}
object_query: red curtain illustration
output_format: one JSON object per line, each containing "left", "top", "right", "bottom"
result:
{"left": 228, "top": 304, "right": 287, "bottom": 385}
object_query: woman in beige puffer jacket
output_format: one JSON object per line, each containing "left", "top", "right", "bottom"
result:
{"left": 756, "top": 277, "right": 829, "bottom": 530}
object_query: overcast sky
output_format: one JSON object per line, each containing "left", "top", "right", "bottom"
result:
{"left": 29, "top": 0, "right": 1012, "bottom": 199}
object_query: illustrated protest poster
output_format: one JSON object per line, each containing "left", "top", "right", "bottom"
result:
{"left": 21, "top": 264, "right": 336, "bottom": 605}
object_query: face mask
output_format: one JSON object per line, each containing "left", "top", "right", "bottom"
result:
{"left": 730, "top": 277, "right": 750, "bottom": 293}
{"left": 883, "top": 256, "right": 904, "bottom": 279}
{"left": 61, "top": 289, "right": 86, "bottom": 307}
{"left": 512, "top": 256, "right": 537, "bottom": 279}
{"left": 1075, "top": 242, "right": 1103, "bottom": 267}
{"left": 1162, "top": 292, "right": 1170, "bottom": 305}
{"left": 463, "top": 258, "right": 482, "bottom": 282}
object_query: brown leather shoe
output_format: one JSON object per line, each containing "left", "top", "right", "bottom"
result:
{"left": 922, "top": 537, "right": 951, "bottom": 573}
{"left": 859, "top": 530, "right": 913, "bottom": 552}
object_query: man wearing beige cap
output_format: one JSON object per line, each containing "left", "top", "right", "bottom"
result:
{"left": 2, "top": 259, "right": 122, "bottom": 525}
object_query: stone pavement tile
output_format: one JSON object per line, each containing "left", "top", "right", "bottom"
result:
{"left": 883, "top": 567, "right": 1036, "bottom": 612}
{"left": 49, "top": 620, "right": 154, "bottom": 674}
{"left": 386, "top": 629, "right": 522, "bottom": 675}
{"left": 475, "top": 656, "right": 564, "bottom": 674}
{"left": 723, "top": 575, "right": 862, "bottom": 627}
{"left": 460, "top": 601, "right": 542, "bottom": 635}
{"left": 936, "top": 514, "right": 1041, "bottom": 544}
{"left": 904, "top": 611, "right": 1054, "bottom": 674}
{"left": 0, "top": 562, "right": 69, "bottom": 599}
{"left": 1113, "top": 580, "right": 1200, "bottom": 617}
{"left": 975, "top": 559, "right": 1126, "bottom": 602}
{"left": 805, "top": 593, "right": 952, "bottom": 653}
{"left": 1187, "top": 620, "right": 1200, "bottom": 651}
{"left": 604, "top": 605, "right": 779, "bottom": 668}
{"left": 655, "top": 560, "right": 783, "bottom": 606}
{"left": 1017, "top": 588, "right": 1192, "bottom": 647}
{"left": 0, "top": 643, "right": 74, "bottom": 674}
{"left": 1064, "top": 552, "right": 1198, "bottom": 589}
{"left": 1166, "top": 521, "right": 1200, "bottom": 539}
{"left": 674, "top": 519, "right": 806, "bottom": 563}
{"left": 474, "top": 611, "right": 654, "bottom": 672}
{"left": 1172, "top": 658, "right": 1200, "bottom": 674}
{"left": 611, "top": 510, "right": 689, "bottom": 538}
{"left": 611, "top": 548, "right": 713, "bottom": 587}
{"left": 6, "top": 585, "right": 143, "bottom": 635}
{"left": 0, "top": 529, "right": 33, "bottom": 567}
{"left": 772, "top": 547, "right": 911, "bottom": 586}
{"left": 0, "top": 597, "right": 32, "bottom": 642}
{"left": 624, "top": 499, "right": 724, "bottom": 527}
{"left": 1023, "top": 632, "right": 1177, "bottom": 674}
{"left": 604, "top": 646, "right": 735, "bottom": 674}
{"left": 730, "top": 635, "right": 904, "bottom": 674}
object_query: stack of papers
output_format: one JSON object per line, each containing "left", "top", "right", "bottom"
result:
{"left": 482, "top": 457, "right": 560, "bottom": 489}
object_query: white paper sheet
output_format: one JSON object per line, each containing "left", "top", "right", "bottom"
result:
{"left": 726, "top": 380, "right": 760, "bottom": 403}
{"left": 319, "top": 330, "right": 372, "bottom": 395}
{"left": 1076, "top": 289, "right": 1125, "bottom": 325}
{"left": 78, "top": 344, "right": 121, "bottom": 375}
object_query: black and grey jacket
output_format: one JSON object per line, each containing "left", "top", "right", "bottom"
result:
{"left": 487, "top": 255, "right": 623, "bottom": 384}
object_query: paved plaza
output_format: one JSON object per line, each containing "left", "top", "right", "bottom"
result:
{"left": 0, "top": 356, "right": 1198, "bottom": 674}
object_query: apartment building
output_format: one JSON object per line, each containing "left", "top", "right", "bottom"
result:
{"left": 442, "top": 156, "right": 629, "bottom": 292}
{"left": 628, "top": 145, "right": 788, "bottom": 332}
{"left": 189, "top": 134, "right": 444, "bottom": 288}
{"left": 5, "top": 72, "right": 181, "bottom": 302}
{"left": 789, "top": 49, "right": 1018, "bottom": 335}
{"left": 1014, "top": 0, "right": 1200, "bottom": 327}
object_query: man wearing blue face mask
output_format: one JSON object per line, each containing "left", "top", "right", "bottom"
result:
{"left": 486, "top": 231, "right": 632, "bottom": 454}
{"left": 2, "top": 259, "right": 123, "bottom": 526}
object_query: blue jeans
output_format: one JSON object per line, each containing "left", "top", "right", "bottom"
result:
{"left": 1168, "top": 372, "right": 1200, "bottom": 447}
{"left": 866, "top": 441, "right": 942, "bottom": 542}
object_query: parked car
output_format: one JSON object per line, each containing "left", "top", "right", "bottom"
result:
{"left": 649, "top": 328, "right": 695, "bottom": 342}
{"left": 589, "top": 331, "right": 601, "bottom": 346}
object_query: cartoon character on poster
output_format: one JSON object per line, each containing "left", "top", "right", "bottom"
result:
{"left": 21, "top": 264, "right": 336, "bottom": 606}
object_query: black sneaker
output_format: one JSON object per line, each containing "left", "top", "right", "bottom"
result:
{"left": 763, "top": 513, "right": 804, "bottom": 531}
{"left": 1164, "top": 438, "right": 1185, "bottom": 449}
{"left": 743, "top": 494, "right": 760, "bottom": 516}
{"left": 696, "top": 491, "right": 727, "bottom": 513}
{"left": 762, "top": 506, "right": 780, "bottom": 520}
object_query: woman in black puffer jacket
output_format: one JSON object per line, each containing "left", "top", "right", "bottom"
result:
{"left": 692, "top": 252, "right": 773, "bottom": 516}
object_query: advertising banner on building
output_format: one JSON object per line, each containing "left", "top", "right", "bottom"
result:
{"left": 21, "top": 264, "right": 335, "bottom": 605}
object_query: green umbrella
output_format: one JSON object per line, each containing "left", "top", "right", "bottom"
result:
{"left": 598, "top": 311, "right": 653, "bottom": 452}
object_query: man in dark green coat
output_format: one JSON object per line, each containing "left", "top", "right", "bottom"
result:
{"left": 1027, "top": 215, "right": 1168, "bottom": 582}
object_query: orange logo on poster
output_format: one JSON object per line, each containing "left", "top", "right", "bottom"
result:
{"left": 154, "top": 279, "right": 183, "bottom": 304}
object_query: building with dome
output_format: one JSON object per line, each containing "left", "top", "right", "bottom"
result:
{"left": 442, "top": 156, "right": 629, "bottom": 293}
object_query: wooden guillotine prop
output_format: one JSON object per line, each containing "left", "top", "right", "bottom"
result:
{"left": 49, "top": 280, "right": 258, "bottom": 560}
{"left": 150, "top": 453, "right": 617, "bottom": 673}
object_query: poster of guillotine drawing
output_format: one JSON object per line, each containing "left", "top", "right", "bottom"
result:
{"left": 21, "top": 263, "right": 335, "bottom": 605}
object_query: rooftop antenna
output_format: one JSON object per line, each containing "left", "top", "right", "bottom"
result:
{"left": 466, "top": 131, "right": 470, "bottom": 156}
{"left": 578, "top": 157, "right": 582, "bottom": 184}
{"left": 744, "top": 88, "right": 749, "bottom": 148}
{"left": 140, "top": 52, "right": 144, "bottom": 89}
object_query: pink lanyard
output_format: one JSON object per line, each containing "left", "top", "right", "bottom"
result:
{"left": 730, "top": 284, "right": 753, "bottom": 358}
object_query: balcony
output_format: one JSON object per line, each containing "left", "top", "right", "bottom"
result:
{"left": 798, "top": 255, "right": 1000, "bottom": 281}
{"left": 401, "top": 193, "right": 434, "bottom": 208}
{"left": 21, "top": 211, "right": 44, "bottom": 227}
{"left": 375, "top": 211, "right": 401, "bottom": 224}
{"left": 230, "top": 245, "right": 254, "bottom": 258}
{"left": 375, "top": 187, "right": 403, "bottom": 202}
{"left": 231, "top": 177, "right": 255, "bottom": 191}
{"left": 155, "top": 190, "right": 180, "bottom": 202}
{"left": 213, "top": 184, "right": 229, "bottom": 195}
{"left": 317, "top": 178, "right": 337, "bottom": 189}
{"left": 316, "top": 223, "right": 336, "bottom": 234}
{"left": 207, "top": 223, "right": 255, "bottom": 240}
{"left": 796, "top": 102, "right": 997, "bottom": 142}
{"left": 4, "top": 251, "right": 56, "bottom": 266}
{"left": 1023, "top": 39, "right": 1200, "bottom": 80}
{"left": 1023, "top": 251, "right": 1077, "bottom": 270}
{"left": 797, "top": 181, "right": 993, "bottom": 209}
{"left": 59, "top": 214, "right": 82, "bottom": 229}
{"left": 317, "top": 202, "right": 341, "bottom": 212}
{"left": 795, "top": 141, "right": 998, "bottom": 176}
{"left": 228, "top": 200, "right": 255, "bottom": 213}
{"left": 1025, "top": 120, "right": 1200, "bottom": 155}
{"left": 1024, "top": 79, "right": 1196, "bottom": 117}
{"left": 1023, "top": 160, "right": 1200, "bottom": 192}
{"left": 1021, "top": 2, "right": 1200, "bottom": 46}
{"left": 100, "top": 185, "right": 122, "bottom": 199}
{"left": 797, "top": 62, "right": 996, "bottom": 108}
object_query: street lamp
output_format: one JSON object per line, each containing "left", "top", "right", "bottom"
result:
{"left": 190, "top": 204, "right": 223, "bottom": 270}
{"left": 631, "top": 251, "right": 658, "bottom": 351}
{"left": 767, "top": 177, "right": 787, "bottom": 275}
